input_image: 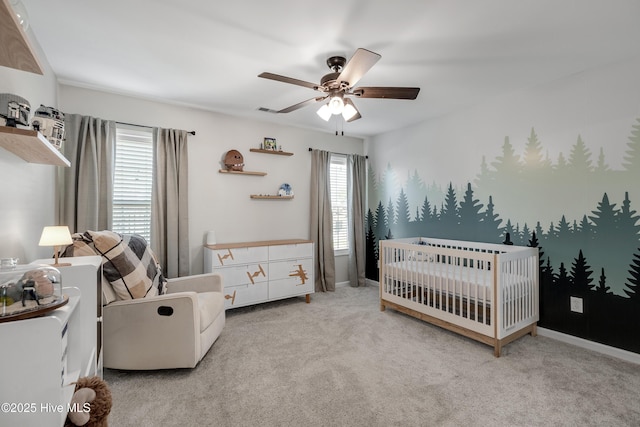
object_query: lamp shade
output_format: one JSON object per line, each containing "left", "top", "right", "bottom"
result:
{"left": 328, "top": 96, "right": 344, "bottom": 115}
{"left": 316, "top": 104, "right": 332, "bottom": 121}
{"left": 38, "top": 226, "right": 73, "bottom": 247}
{"left": 342, "top": 103, "right": 357, "bottom": 121}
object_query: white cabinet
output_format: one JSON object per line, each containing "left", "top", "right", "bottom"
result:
{"left": 205, "top": 239, "right": 314, "bottom": 309}
{"left": 41, "top": 257, "right": 103, "bottom": 377}
{"left": 0, "top": 256, "right": 101, "bottom": 427}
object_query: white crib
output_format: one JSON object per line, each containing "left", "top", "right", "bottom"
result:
{"left": 379, "top": 237, "right": 539, "bottom": 356}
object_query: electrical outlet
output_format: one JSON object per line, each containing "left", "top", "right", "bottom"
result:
{"left": 570, "top": 296, "right": 583, "bottom": 313}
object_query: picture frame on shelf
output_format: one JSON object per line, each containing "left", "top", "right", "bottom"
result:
{"left": 263, "top": 137, "right": 277, "bottom": 150}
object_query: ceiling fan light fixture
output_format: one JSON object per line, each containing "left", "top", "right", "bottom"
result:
{"left": 328, "top": 95, "right": 344, "bottom": 115}
{"left": 342, "top": 103, "right": 357, "bottom": 121}
{"left": 316, "top": 104, "right": 332, "bottom": 121}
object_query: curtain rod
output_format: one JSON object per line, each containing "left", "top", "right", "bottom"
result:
{"left": 117, "top": 121, "right": 196, "bottom": 136}
{"left": 308, "top": 147, "right": 368, "bottom": 159}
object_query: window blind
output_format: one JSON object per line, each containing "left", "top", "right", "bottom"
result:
{"left": 113, "top": 126, "right": 153, "bottom": 243}
{"left": 330, "top": 154, "right": 348, "bottom": 251}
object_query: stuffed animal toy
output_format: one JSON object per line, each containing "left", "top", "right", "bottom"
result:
{"left": 64, "top": 376, "right": 112, "bottom": 427}
{"left": 224, "top": 149, "right": 244, "bottom": 171}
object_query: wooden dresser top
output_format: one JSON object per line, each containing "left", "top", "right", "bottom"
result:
{"left": 205, "top": 239, "right": 312, "bottom": 250}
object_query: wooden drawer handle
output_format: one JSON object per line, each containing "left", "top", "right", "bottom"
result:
{"left": 289, "top": 264, "right": 309, "bottom": 285}
{"left": 246, "top": 264, "right": 266, "bottom": 284}
{"left": 224, "top": 290, "right": 237, "bottom": 305}
{"left": 217, "top": 249, "right": 234, "bottom": 266}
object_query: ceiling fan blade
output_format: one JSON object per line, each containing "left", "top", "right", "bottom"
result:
{"left": 279, "top": 96, "right": 326, "bottom": 113}
{"left": 344, "top": 98, "right": 361, "bottom": 122}
{"left": 337, "top": 48, "right": 381, "bottom": 88}
{"left": 258, "top": 72, "right": 320, "bottom": 91}
{"left": 261, "top": 96, "right": 326, "bottom": 114}
{"left": 351, "top": 87, "right": 420, "bottom": 100}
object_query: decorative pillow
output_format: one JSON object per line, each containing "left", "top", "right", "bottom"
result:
{"left": 61, "top": 235, "right": 98, "bottom": 257}
{"left": 62, "top": 231, "right": 166, "bottom": 301}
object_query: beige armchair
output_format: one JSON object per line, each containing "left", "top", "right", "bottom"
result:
{"left": 103, "top": 273, "right": 225, "bottom": 370}
{"left": 61, "top": 231, "right": 226, "bottom": 370}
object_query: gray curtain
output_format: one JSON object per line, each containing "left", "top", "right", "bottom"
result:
{"left": 348, "top": 154, "right": 367, "bottom": 287}
{"left": 151, "top": 128, "right": 190, "bottom": 278}
{"left": 57, "top": 114, "right": 115, "bottom": 232}
{"left": 310, "top": 149, "right": 335, "bottom": 292}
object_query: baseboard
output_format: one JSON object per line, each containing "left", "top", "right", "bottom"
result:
{"left": 337, "top": 280, "right": 380, "bottom": 288}
{"left": 538, "top": 327, "right": 640, "bottom": 365}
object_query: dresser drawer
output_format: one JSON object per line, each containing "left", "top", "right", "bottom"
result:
{"left": 269, "top": 258, "right": 312, "bottom": 281}
{"left": 205, "top": 246, "right": 268, "bottom": 269}
{"left": 215, "top": 263, "right": 268, "bottom": 287}
{"left": 269, "top": 275, "right": 313, "bottom": 300}
{"left": 268, "top": 242, "right": 313, "bottom": 261}
{"left": 268, "top": 258, "right": 313, "bottom": 300}
{"left": 223, "top": 283, "right": 268, "bottom": 309}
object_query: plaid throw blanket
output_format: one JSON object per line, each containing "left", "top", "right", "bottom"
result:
{"left": 62, "top": 230, "right": 166, "bottom": 300}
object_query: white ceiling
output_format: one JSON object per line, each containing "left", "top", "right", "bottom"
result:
{"left": 20, "top": 0, "right": 640, "bottom": 137}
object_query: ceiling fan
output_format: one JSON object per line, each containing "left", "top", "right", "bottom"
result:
{"left": 258, "top": 48, "right": 420, "bottom": 122}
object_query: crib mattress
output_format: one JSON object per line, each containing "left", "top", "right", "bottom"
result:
{"left": 383, "top": 261, "right": 529, "bottom": 303}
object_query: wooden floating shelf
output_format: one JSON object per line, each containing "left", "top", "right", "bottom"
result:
{"left": 218, "top": 169, "right": 267, "bottom": 176}
{"left": 249, "top": 148, "right": 294, "bottom": 156}
{"left": 250, "top": 195, "right": 294, "bottom": 200}
{"left": 0, "top": 0, "right": 44, "bottom": 75}
{"left": 0, "top": 126, "right": 70, "bottom": 167}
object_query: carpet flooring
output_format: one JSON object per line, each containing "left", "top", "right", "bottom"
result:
{"left": 104, "top": 285, "right": 640, "bottom": 426}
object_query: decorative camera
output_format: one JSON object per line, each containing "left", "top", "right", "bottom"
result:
{"left": 31, "top": 105, "right": 65, "bottom": 149}
{"left": 0, "top": 93, "right": 30, "bottom": 127}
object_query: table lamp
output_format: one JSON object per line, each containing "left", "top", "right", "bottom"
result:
{"left": 38, "top": 226, "right": 73, "bottom": 267}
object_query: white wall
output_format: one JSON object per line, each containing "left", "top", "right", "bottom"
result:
{"left": 59, "top": 85, "right": 364, "bottom": 275}
{"left": 0, "top": 31, "right": 59, "bottom": 263}
{"left": 367, "top": 57, "right": 640, "bottom": 227}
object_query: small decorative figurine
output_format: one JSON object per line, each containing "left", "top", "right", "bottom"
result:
{"left": 278, "top": 183, "right": 293, "bottom": 196}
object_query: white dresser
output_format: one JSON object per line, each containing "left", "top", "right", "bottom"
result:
{"left": 204, "top": 239, "right": 314, "bottom": 309}
{"left": 0, "top": 257, "right": 101, "bottom": 427}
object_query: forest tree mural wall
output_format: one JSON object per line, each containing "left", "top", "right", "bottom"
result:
{"left": 366, "top": 118, "right": 640, "bottom": 354}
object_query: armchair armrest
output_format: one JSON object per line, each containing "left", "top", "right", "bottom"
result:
{"left": 166, "top": 272, "right": 223, "bottom": 294}
{"left": 103, "top": 292, "right": 201, "bottom": 369}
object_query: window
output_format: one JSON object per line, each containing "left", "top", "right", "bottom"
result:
{"left": 112, "top": 125, "right": 153, "bottom": 243}
{"left": 330, "top": 153, "right": 348, "bottom": 252}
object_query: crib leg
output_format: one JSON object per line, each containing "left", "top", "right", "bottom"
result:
{"left": 531, "top": 323, "right": 538, "bottom": 337}
{"left": 380, "top": 302, "right": 386, "bottom": 312}
{"left": 494, "top": 341, "right": 502, "bottom": 357}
